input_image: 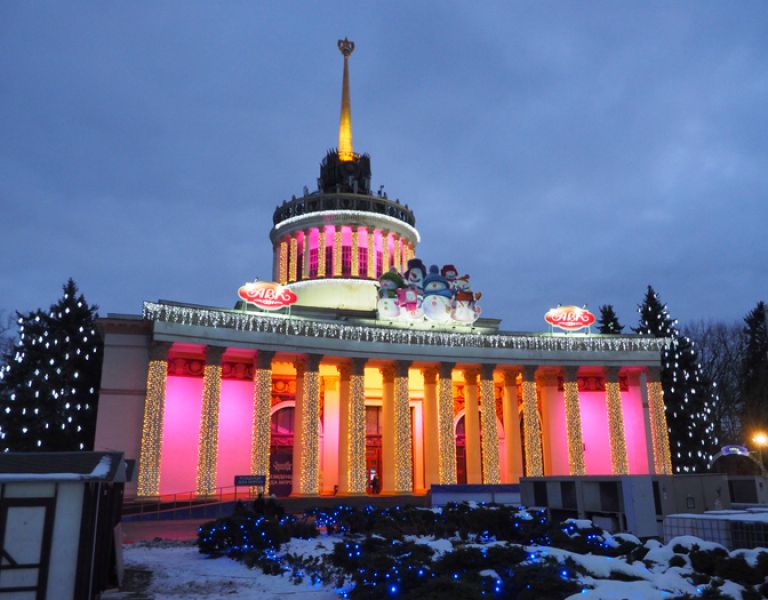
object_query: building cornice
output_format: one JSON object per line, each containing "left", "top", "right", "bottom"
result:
{"left": 270, "top": 209, "right": 421, "bottom": 245}
{"left": 142, "top": 301, "right": 670, "bottom": 358}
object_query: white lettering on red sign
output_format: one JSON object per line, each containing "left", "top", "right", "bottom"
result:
{"left": 238, "top": 281, "right": 297, "bottom": 310}
{"left": 544, "top": 306, "right": 596, "bottom": 331}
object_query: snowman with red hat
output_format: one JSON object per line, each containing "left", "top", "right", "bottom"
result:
{"left": 452, "top": 274, "right": 482, "bottom": 324}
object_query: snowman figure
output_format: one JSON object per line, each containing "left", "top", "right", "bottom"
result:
{"left": 440, "top": 264, "right": 459, "bottom": 291}
{"left": 452, "top": 274, "right": 482, "bottom": 324}
{"left": 400, "top": 258, "right": 427, "bottom": 320}
{"left": 377, "top": 269, "right": 405, "bottom": 320}
{"left": 422, "top": 265, "right": 453, "bottom": 322}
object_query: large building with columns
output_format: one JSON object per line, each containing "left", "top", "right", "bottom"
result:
{"left": 94, "top": 40, "right": 672, "bottom": 499}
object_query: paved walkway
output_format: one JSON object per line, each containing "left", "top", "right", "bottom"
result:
{"left": 121, "top": 518, "right": 208, "bottom": 543}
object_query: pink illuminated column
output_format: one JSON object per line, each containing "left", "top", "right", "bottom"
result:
{"left": 307, "top": 227, "right": 319, "bottom": 279}
{"left": 333, "top": 225, "right": 342, "bottom": 277}
{"left": 197, "top": 346, "right": 226, "bottom": 497}
{"left": 302, "top": 230, "right": 311, "bottom": 279}
{"left": 136, "top": 342, "right": 172, "bottom": 497}
{"left": 351, "top": 227, "right": 360, "bottom": 277}
{"left": 604, "top": 367, "right": 629, "bottom": 475}
{"left": 366, "top": 227, "right": 375, "bottom": 279}
{"left": 322, "top": 369, "right": 340, "bottom": 494}
{"left": 374, "top": 229, "right": 384, "bottom": 277}
{"left": 501, "top": 370, "right": 524, "bottom": 483}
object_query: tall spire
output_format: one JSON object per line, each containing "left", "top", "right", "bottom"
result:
{"left": 337, "top": 37, "right": 355, "bottom": 162}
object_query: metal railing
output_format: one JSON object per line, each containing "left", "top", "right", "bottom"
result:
{"left": 123, "top": 485, "right": 262, "bottom": 521}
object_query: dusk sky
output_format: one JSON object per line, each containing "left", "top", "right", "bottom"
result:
{"left": 1, "top": 3, "right": 766, "bottom": 333}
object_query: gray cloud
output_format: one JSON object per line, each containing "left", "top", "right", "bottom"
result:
{"left": 1, "top": 2, "right": 766, "bottom": 331}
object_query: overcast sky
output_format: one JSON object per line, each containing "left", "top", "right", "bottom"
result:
{"left": 1, "top": 2, "right": 766, "bottom": 333}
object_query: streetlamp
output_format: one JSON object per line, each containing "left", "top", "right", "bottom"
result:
{"left": 752, "top": 432, "right": 768, "bottom": 474}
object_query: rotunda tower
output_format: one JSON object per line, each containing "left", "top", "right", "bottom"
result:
{"left": 269, "top": 39, "right": 420, "bottom": 311}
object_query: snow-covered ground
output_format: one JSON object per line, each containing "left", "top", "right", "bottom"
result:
{"left": 121, "top": 541, "right": 339, "bottom": 599}
{"left": 118, "top": 529, "right": 765, "bottom": 600}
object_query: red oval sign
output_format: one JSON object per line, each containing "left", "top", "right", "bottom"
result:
{"left": 545, "top": 306, "right": 596, "bottom": 331}
{"left": 238, "top": 281, "right": 297, "bottom": 310}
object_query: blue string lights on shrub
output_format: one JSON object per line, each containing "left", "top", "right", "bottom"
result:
{"left": 195, "top": 501, "right": 642, "bottom": 599}
{"left": 0, "top": 279, "right": 102, "bottom": 452}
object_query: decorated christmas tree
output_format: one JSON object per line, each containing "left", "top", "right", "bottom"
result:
{"left": 634, "top": 285, "right": 717, "bottom": 472}
{"left": 0, "top": 279, "right": 102, "bottom": 451}
{"left": 597, "top": 304, "right": 624, "bottom": 334}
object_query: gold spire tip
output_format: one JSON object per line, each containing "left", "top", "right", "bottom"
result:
{"left": 337, "top": 38, "right": 355, "bottom": 161}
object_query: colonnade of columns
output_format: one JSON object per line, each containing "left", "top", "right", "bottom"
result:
{"left": 275, "top": 225, "right": 416, "bottom": 285}
{"left": 135, "top": 344, "right": 674, "bottom": 498}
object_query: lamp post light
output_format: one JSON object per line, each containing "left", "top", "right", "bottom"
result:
{"left": 752, "top": 432, "right": 768, "bottom": 474}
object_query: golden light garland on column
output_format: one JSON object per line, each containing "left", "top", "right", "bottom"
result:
{"left": 562, "top": 377, "right": 585, "bottom": 476}
{"left": 521, "top": 371, "right": 544, "bottom": 476}
{"left": 318, "top": 229, "right": 326, "bottom": 277}
{"left": 136, "top": 358, "right": 168, "bottom": 497}
{"left": 197, "top": 361, "right": 223, "bottom": 496}
{"left": 393, "top": 363, "right": 412, "bottom": 493}
{"left": 367, "top": 228, "right": 375, "bottom": 279}
{"left": 347, "top": 371, "right": 367, "bottom": 493}
{"left": 351, "top": 228, "right": 359, "bottom": 277}
{"left": 605, "top": 379, "right": 629, "bottom": 475}
{"left": 382, "top": 231, "right": 390, "bottom": 273}
{"left": 250, "top": 353, "right": 274, "bottom": 494}
{"left": 299, "top": 356, "right": 322, "bottom": 494}
{"left": 438, "top": 372, "right": 457, "bottom": 483}
{"left": 333, "top": 229, "right": 342, "bottom": 277}
{"left": 648, "top": 380, "right": 673, "bottom": 474}
{"left": 480, "top": 372, "right": 501, "bottom": 484}
{"left": 393, "top": 235, "right": 401, "bottom": 273}
{"left": 278, "top": 239, "right": 288, "bottom": 284}
{"left": 288, "top": 236, "right": 298, "bottom": 282}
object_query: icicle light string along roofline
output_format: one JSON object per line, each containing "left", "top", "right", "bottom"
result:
{"left": 143, "top": 302, "right": 670, "bottom": 353}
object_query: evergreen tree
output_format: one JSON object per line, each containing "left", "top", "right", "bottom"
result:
{"left": 741, "top": 301, "right": 768, "bottom": 432}
{"left": 0, "top": 279, "right": 102, "bottom": 451}
{"left": 597, "top": 304, "right": 624, "bottom": 334}
{"left": 634, "top": 285, "right": 717, "bottom": 472}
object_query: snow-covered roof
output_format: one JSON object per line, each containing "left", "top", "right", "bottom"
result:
{"left": 0, "top": 451, "right": 125, "bottom": 483}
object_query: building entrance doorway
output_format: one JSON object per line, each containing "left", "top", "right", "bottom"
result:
{"left": 269, "top": 406, "right": 294, "bottom": 497}
{"left": 366, "top": 405, "right": 382, "bottom": 494}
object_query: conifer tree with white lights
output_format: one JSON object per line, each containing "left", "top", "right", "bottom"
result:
{"left": 635, "top": 285, "right": 718, "bottom": 472}
{"left": 0, "top": 279, "right": 102, "bottom": 452}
